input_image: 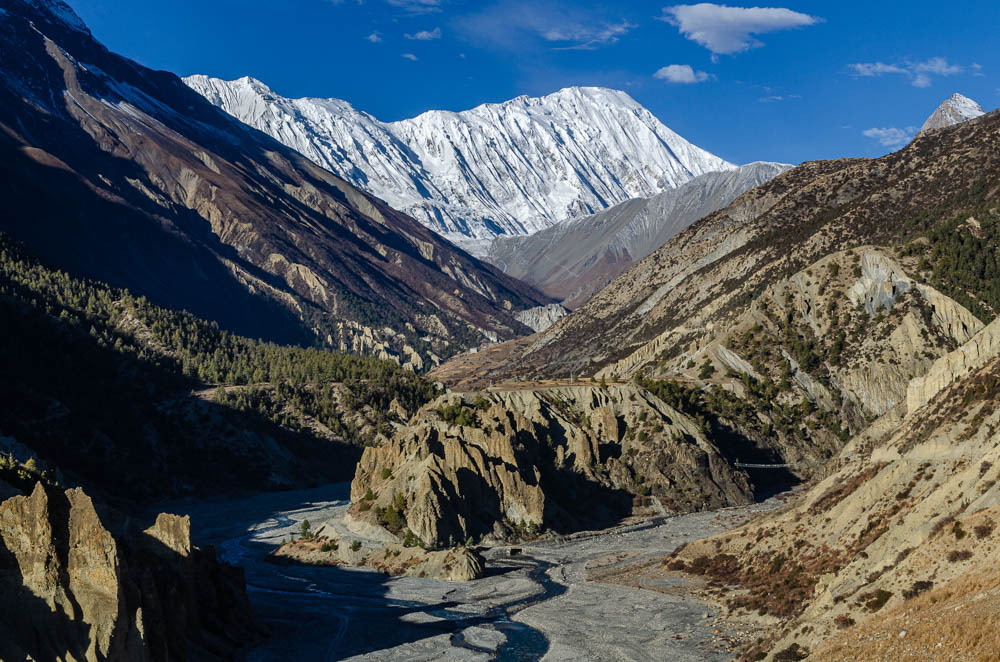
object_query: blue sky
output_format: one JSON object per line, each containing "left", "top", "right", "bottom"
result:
{"left": 69, "top": 0, "right": 998, "bottom": 165}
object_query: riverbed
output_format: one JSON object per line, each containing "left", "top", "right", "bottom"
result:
{"left": 169, "top": 484, "right": 782, "bottom": 661}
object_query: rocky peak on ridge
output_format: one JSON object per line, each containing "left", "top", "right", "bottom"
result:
{"left": 919, "top": 92, "right": 985, "bottom": 134}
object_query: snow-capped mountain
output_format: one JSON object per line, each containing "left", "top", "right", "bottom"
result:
{"left": 919, "top": 93, "right": 985, "bottom": 134}
{"left": 185, "top": 75, "right": 735, "bottom": 252}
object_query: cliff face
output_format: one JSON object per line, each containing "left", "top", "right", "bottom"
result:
{"left": 0, "top": 483, "right": 256, "bottom": 662}
{"left": 348, "top": 384, "right": 753, "bottom": 547}
{"left": 662, "top": 309, "right": 1000, "bottom": 661}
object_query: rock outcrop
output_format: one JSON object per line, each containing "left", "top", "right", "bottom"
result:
{"left": 906, "top": 315, "right": 1000, "bottom": 414}
{"left": 349, "top": 384, "right": 753, "bottom": 546}
{"left": 514, "top": 304, "right": 569, "bottom": 333}
{"left": 0, "top": 483, "right": 256, "bottom": 662}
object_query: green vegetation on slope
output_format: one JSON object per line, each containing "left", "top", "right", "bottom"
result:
{"left": 0, "top": 234, "right": 437, "bottom": 498}
{"left": 901, "top": 183, "right": 1000, "bottom": 322}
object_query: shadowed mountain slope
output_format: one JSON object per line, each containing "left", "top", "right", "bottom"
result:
{"left": 0, "top": 0, "right": 550, "bottom": 368}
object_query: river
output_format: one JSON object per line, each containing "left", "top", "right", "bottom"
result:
{"left": 165, "top": 484, "right": 781, "bottom": 661}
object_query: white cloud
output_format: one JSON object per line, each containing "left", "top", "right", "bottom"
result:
{"left": 401, "top": 52, "right": 419, "bottom": 61}
{"left": 849, "top": 57, "right": 963, "bottom": 88}
{"left": 863, "top": 126, "right": 915, "bottom": 148}
{"left": 659, "top": 4, "right": 820, "bottom": 55}
{"left": 387, "top": 0, "right": 441, "bottom": 14}
{"left": 366, "top": 32, "right": 383, "bottom": 43}
{"left": 654, "top": 64, "right": 711, "bottom": 84}
{"left": 405, "top": 27, "right": 442, "bottom": 40}
{"left": 456, "top": 2, "right": 634, "bottom": 51}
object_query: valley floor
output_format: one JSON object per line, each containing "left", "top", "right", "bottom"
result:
{"left": 163, "top": 485, "right": 787, "bottom": 661}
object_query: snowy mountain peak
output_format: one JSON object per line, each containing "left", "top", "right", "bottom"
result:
{"left": 920, "top": 93, "right": 985, "bottom": 134}
{"left": 15, "top": 0, "right": 91, "bottom": 34}
{"left": 185, "top": 75, "right": 735, "bottom": 253}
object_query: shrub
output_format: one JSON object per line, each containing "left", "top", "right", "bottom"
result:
{"left": 320, "top": 541, "right": 338, "bottom": 552}
{"left": 380, "top": 467, "right": 393, "bottom": 480}
{"left": 952, "top": 520, "right": 967, "bottom": 540}
{"left": 402, "top": 529, "right": 424, "bottom": 548}
{"left": 903, "top": 580, "right": 933, "bottom": 599}
{"left": 774, "top": 644, "right": 809, "bottom": 661}
{"left": 833, "top": 614, "right": 855, "bottom": 629}
{"left": 350, "top": 540, "right": 362, "bottom": 552}
{"left": 973, "top": 520, "right": 995, "bottom": 540}
{"left": 861, "top": 589, "right": 892, "bottom": 612}
{"left": 364, "top": 487, "right": 376, "bottom": 501}
{"left": 947, "top": 549, "right": 973, "bottom": 563}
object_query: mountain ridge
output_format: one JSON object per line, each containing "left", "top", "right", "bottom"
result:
{"left": 0, "top": 0, "right": 551, "bottom": 368}
{"left": 185, "top": 74, "right": 735, "bottom": 251}
{"left": 485, "top": 161, "right": 792, "bottom": 308}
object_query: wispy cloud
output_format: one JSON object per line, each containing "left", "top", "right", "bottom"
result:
{"left": 366, "top": 32, "right": 383, "bottom": 43}
{"left": 759, "top": 93, "right": 800, "bottom": 103}
{"left": 387, "top": 0, "right": 442, "bottom": 14}
{"left": 546, "top": 21, "right": 635, "bottom": 50}
{"left": 863, "top": 126, "right": 916, "bottom": 147}
{"left": 456, "top": 1, "right": 634, "bottom": 51}
{"left": 401, "top": 52, "right": 419, "bottom": 61}
{"left": 654, "top": 64, "right": 712, "bottom": 84}
{"left": 659, "top": 4, "right": 821, "bottom": 56}
{"left": 849, "top": 57, "right": 963, "bottom": 88}
{"left": 405, "top": 27, "right": 442, "bottom": 40}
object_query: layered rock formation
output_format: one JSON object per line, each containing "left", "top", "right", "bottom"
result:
{"left": 0, "top": 0, "right": 550, "bottom": 367}
{"left": 348, "top": 384, "right": 754, "bottom": 546}
{"left": 0, "top": 483, "right": 255, "bottom": 662}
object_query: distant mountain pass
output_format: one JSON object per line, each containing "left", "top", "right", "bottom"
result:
{"left": 485, "top": 162, "right": 791, "bottom": 308}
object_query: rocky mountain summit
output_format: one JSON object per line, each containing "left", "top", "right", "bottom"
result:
{"left": 485, "top": 161, "right": 791, "bottom": 307}
{"left": 186, "top": 75, "right": 734, "bottom": 250}
{"left": 919, "top": 92, "right": 985, "bottom": 134}
{"left": 0, "top": 0, "right": 550, "bottom": 368}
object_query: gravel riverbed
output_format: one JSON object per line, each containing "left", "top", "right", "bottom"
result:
{"left": 161, "top": 485, "right": 786, "bottom": 661}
